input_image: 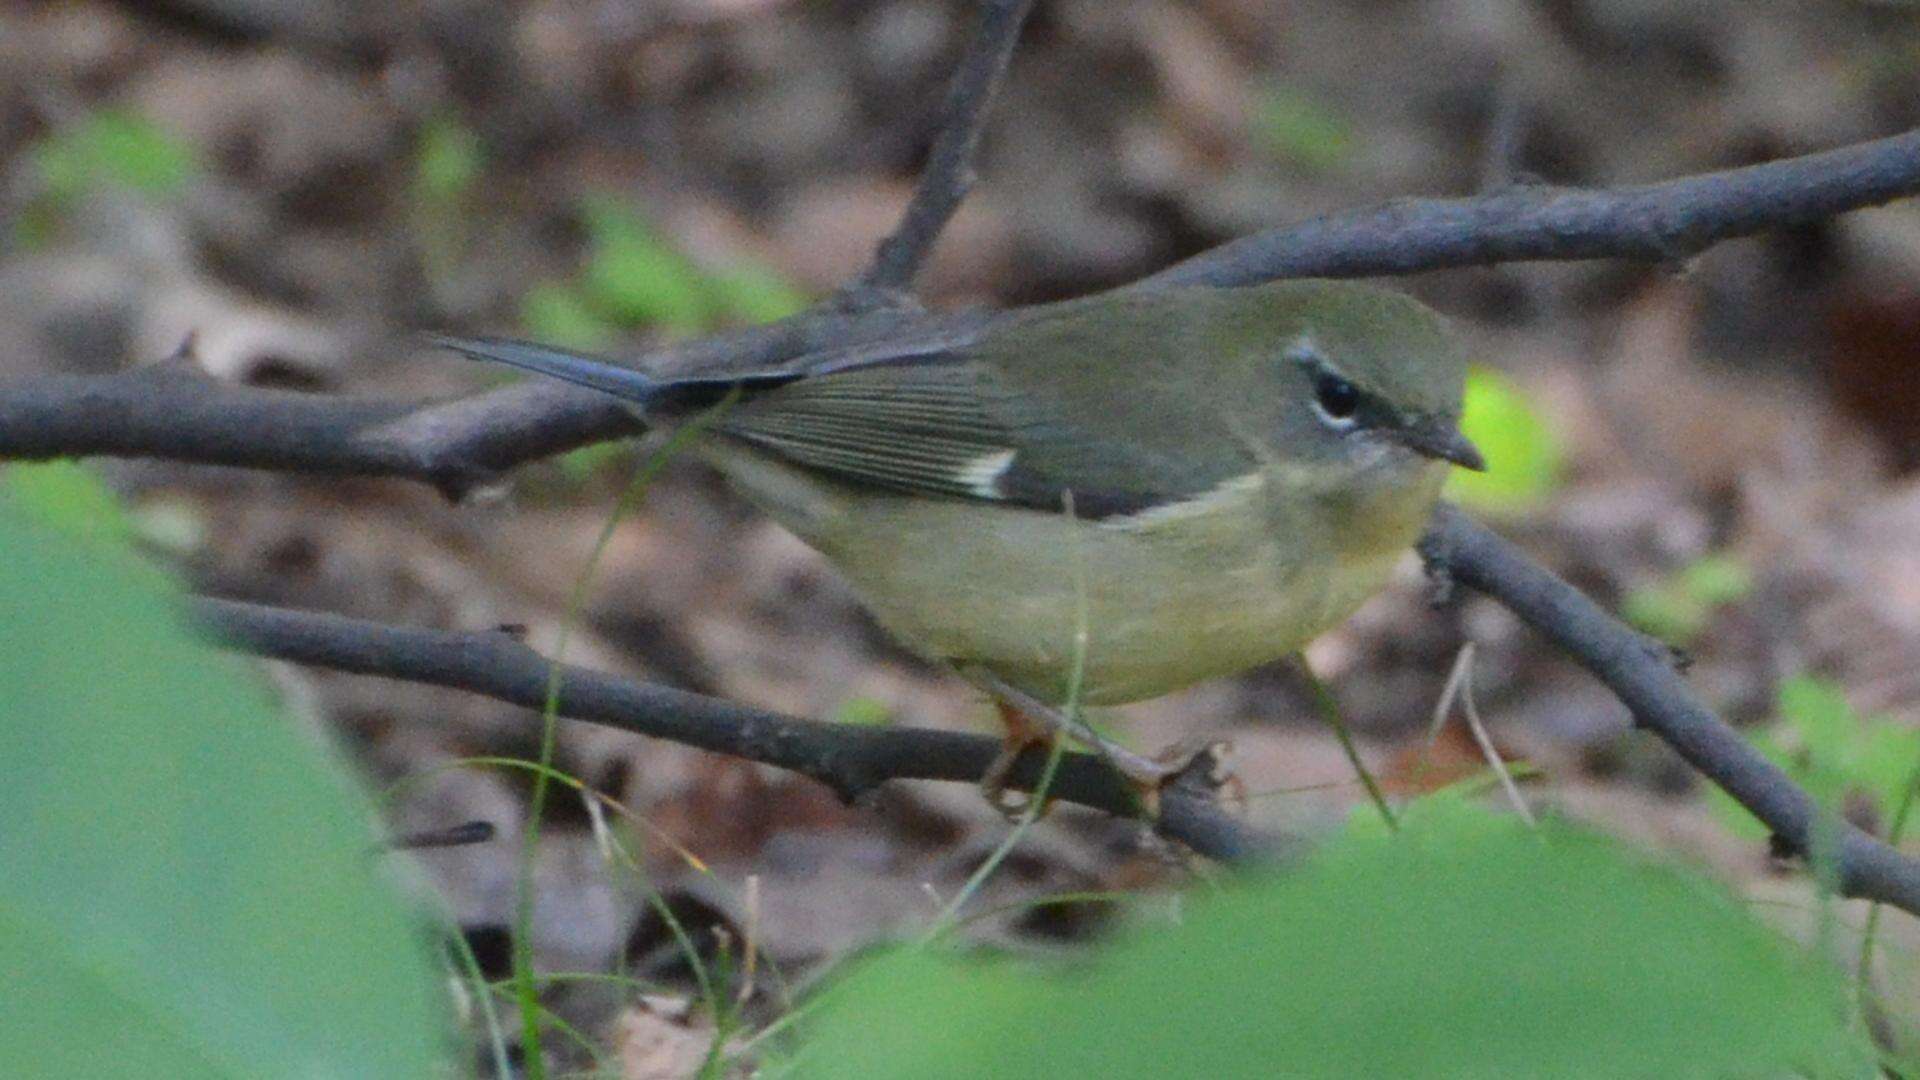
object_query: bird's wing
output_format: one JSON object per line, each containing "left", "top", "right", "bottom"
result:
{"left": 712, "top": 350, "right": 1247, "bottom": 520}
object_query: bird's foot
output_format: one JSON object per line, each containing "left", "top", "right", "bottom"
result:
{"left": 978, "top": 701, "right": 1057, "bottom": 818}
{"left": 969, "top": 673, "right": 1236, "bottom": 820}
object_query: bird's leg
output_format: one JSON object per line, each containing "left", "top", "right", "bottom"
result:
{"left": 966, "top": 669, "right": 1184, "bottom": 817}
{"left": 977, "top": 699, "right": 1055, "bottom": 815}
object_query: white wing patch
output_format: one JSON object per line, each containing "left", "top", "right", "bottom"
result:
{"left": 955, "top": 448, "right": 1016, "bottom": 499}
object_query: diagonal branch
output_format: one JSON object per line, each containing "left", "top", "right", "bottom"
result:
{"left": 1146, "top": 127, "right": 1920, "bottom": 288}
{"left": 849, "top": 0, "right": 1036, "bottom": 301}
{"left": 1419, "top": 505, "right": 1920, "bottom": 913}
{"left": 190, "top": 596, "right": 1280, "bottom": 863}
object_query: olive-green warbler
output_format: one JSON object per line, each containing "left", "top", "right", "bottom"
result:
{"left": 435, "top": 280, "right": 1481, "bottom": 793}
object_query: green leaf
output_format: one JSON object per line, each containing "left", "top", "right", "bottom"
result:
{"left": 706, "top": 265, "right": 809, "bottom": 325}
{"left": 1677, "top": 553, "right": 1753, "bottom": 606}
{"left": 554, "top": 440, "right": 632, "bottom": 484}
{"left": 1621, "top": 586, "right": 1708, "bottom": 646}
{"left": 1445, "top": 364, "right": 1564, "bottom": 514}
{"left": 519, "top": 280, "right": 620, "bottom": 351}
{"left": 796, "top": 808, "right": 1865, "bottom": 1078}
{"left": 578, "top": 196, "right": 712, "bottom": 334}
{"left": 830, "top": 697, "right": 894, "bottom": 727}
{"left": 3, "top": 461, "right": 137, "bottom": 551}
{"left": 33, "top": 110, "right": 196, "bottom": 198}
{"left": 411, "top": 115, "right": 483, "bottom": 205}
{"left": 569, "top": 196, "right": 810, "bottom": 336}
{"left": 1250, "top": 86, "right": 1356, "bottom": 173}
{"left": 0, "top": 507, "right": 449, "bottom": 1075}
{"left": 1710, "top": 676, "right": 1920, "bottom": 841}
{"left": 1623, "top": 552, "right": 1754, "bottom": 645}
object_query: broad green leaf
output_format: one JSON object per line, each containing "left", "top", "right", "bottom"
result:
{"left": 1445, "top": 364, "right": 1563, "bottom": 514}
{"left": 0, "top": 505, "right": 448, "bottom": 1076}
{"left": 3, "top": 461, "right": 136, "bottom": 550}
{"left": 796, "top": 808, "right": 1865, "bottom": 1078}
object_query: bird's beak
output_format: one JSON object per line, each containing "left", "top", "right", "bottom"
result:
{"left": 1397, "top": 419, "right": 1487, "bottom": 472}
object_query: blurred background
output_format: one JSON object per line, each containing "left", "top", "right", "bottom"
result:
{"left": 5, "top": 0, "right": 1920, "bottom": 1066}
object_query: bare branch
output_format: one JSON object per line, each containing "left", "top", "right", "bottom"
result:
{"left": 0, "top": 370, "right": 634, "bottom": 499}
{"left": 1419, "top": 505, "right": 1920, "bottom": 914}
{"left": 0, "top": 306, "right": 968, "bottom": 498}
{"left": 189, "top": 596, "right": 1281, "bottom": 863}
{"left": 849, "top": 0, "right": 1036, "bottom": 301}
{"left": 1146, "top": 128, "right": 1920, "bottom": 288}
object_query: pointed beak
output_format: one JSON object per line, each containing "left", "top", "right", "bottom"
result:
{"left": 1398, "top": 419, "right": 1487, "bottom": 472}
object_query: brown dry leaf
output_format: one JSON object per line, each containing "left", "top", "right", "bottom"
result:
{"left": 1132, "top": 2, "right": 1250, "bottom": 152}
{"left": 1597, "top": 283, "right": 1807, "bottom": 494}
{"left": 1379, "top": 722, "right": 1503, "bottom": 799}
{"left": 614, "top": 996, "right": 720, "bottom": 1080}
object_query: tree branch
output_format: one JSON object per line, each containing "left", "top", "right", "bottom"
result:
{"left": 849, "top": 0, "right": 1036, "bottom": 301}
{"left": 1418, "top": 505, "right": 1920, "bottom": 913}
{"left": 0, "top": 306, "right": 967, "bottom": 497}
{"left": 1145, "top": 128, "right": 1920, "bottom": 288}
{"left": 190, "top": 596, "right": 1279, "bottom": 863}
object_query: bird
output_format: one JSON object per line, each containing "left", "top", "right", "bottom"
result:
{"left": 433, "top": 279, "right": 1482, "bottom": 808}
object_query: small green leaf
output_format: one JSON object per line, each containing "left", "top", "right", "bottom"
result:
{"left": 554, "top": 440, "right": 632, "bottom": 483}
{"left": 578, "top": 196, "right": 711, "bottom": 334}
{"left": 33, "top": 110, "right": 196, "bottom": 198}
{"left": 569, "top": 196, "right": 810, "bottom": 335}
{"left": 519, "top": 280, "right": 619, "bottom": 351}
{"left": 1678, "top": 553, "right": 1753, "bottom": 606}
{"left": 1621, "top": 585, "right": 1708, "bottom": 646}
{"left": 797, "top": 807, "right": 1866, "bottom": 1078}
{"left": 1623, "top": 552, "right": 1754, "bottom": 645}
{"left": 830, "top": 697, "right": 894, "bottom": 727}
{"left": 1710, "top": 676, "right": 1920, "bottom": 840}
{"left": 707, "top": 265, "right": 809, "bottom": 325}
{"left": 411, "top": 115, "right": 483, "bottom": 205}
{"left": 1250, "top": 86, "right": 1356, "bottom": 173}
{"left": 1445, "top": 364, "right": 1563, "bottom": 514}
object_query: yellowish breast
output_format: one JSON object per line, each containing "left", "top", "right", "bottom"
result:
{"left": 702, "top": 444, "right": 1440, "bottom": 706}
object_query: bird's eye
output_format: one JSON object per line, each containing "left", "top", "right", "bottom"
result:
{"left": 1313, "top": 373, "right": 1361, "bottom": 422}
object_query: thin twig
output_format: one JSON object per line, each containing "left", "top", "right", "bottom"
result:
{"left": 1418, "top": 504, "right": 1920, "bottom": 913}
{"left": 850, "top": 0, "right": 1036, "bottom": 301}
{"left": 1435, "top": 644, "right": 1538, "bottom": 827}
{"left": 188, "top": 596, "right": 1283, "bottom": 863}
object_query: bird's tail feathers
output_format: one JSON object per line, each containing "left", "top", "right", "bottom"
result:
{"left": 426, "top": 334, "right": 667, "bottom": 406}
{"left": 428, "top": 333, "right": 807, "bottom": 415}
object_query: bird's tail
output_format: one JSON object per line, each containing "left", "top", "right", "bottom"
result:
{"left": 428, "top": 333, "right": 803, "bottom": 415}
{"left": 426, "top": 334, "right": 668, "bottom": 406}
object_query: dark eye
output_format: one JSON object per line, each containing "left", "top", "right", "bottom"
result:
{"left": 1314, "top": 373, "right": 1360, "bottom": 421}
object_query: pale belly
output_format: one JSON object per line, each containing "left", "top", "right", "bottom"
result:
{"left": 701, "top": 444, "right": 1437, "bottom": 706}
